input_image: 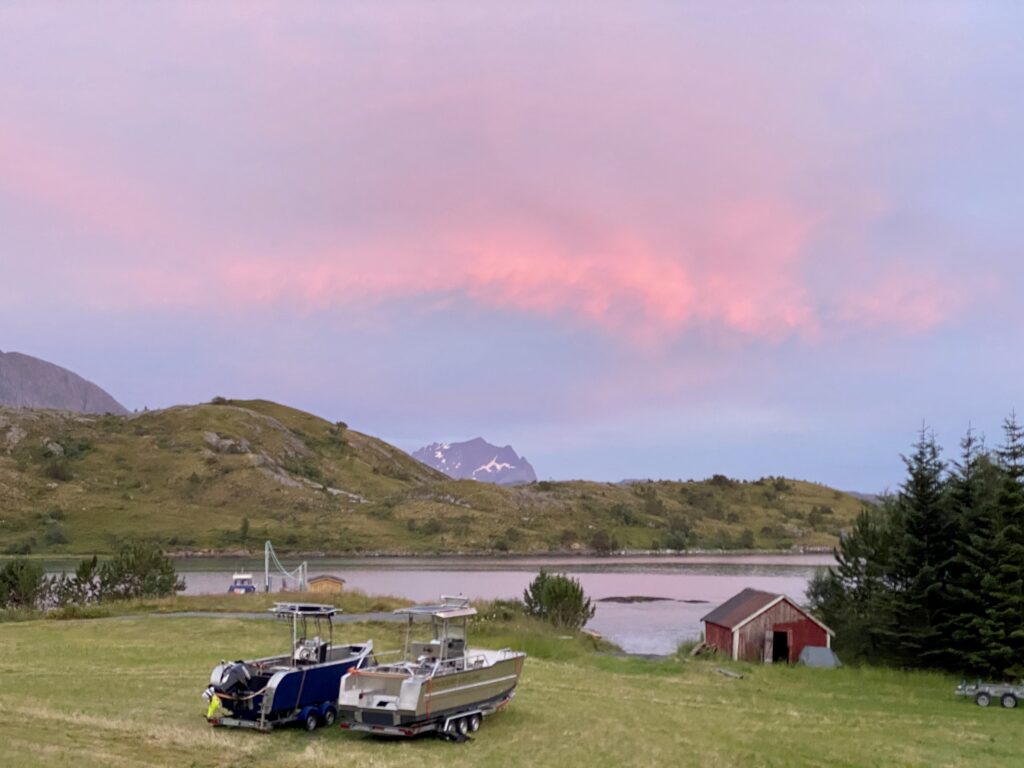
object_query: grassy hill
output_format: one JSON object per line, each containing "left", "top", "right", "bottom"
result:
{"left": 0, "top": 399, "right": 867, "bottom": 555}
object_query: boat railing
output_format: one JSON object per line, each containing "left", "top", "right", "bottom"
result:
{"left": 432, "top": 653, "right": 489, "bottom": 675}
{"left": 371, "top": 650, "right": 405, "bottom": 662}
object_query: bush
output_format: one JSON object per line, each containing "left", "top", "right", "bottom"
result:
{"left": 589, "top": 529, "right": 619, "bottom": 554}
{"left": 0, "top": 558, "right": 46, "bottom": 608}
{"left": 43, "top": 459, "right": 74, "bottom": 482}
{"left": 3, "top": 539, "right": 33, "bottom": 556}
{"left": 523, "top": 569, "right": 595, "bottom": 630}
{"left": 98, "top": 542, "right": 185, "bottom": 600}
{"left": 44, "top": 526, "right": 69, "bottom": 545}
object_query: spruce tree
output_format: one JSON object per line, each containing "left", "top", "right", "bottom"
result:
{"left": 976, "top": 414, "right": 1024, "bottom": 677}
{"left": 808, "top": 503, "right": 895, "bottom": 662}
{"left": 882, "top": 427, "right": 952, "bottom": 667}
{"left": 945, "top": 428, "right": 1002, "bottom": 673}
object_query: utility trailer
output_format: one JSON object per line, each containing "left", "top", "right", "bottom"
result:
{"left": 204, "top": 603, "right": 373, "bottom": 732}
{"left": 955, "top": 680, "right": 1023, "bottom": 709}
{"left": 338, "top": 690, "right": 515, "bottom": 742}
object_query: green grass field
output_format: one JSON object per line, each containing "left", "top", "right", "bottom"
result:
{"left": 0, "top": 608, "right": 1018, "bottom": 767}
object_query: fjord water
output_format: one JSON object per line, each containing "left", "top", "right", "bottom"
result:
{"left": 175, "top": 554, "right": 833, "bottom": 654}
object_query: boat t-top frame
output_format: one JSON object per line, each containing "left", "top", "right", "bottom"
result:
{"left": 395, "top": 596, "right": 476, "bottom": 662}
{"left": 270, "top": 603, "right": 339, "bottom": 664}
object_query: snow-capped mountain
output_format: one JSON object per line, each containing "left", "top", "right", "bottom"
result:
{"left": 411, "top": 437, "right": 538, "bottom": 485}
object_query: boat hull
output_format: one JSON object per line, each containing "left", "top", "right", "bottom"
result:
{"left": 209, "top": 644, "right": 372, "bottom": 730}
{"left": 338, "top": 653, "right": 524, "bottom": 728}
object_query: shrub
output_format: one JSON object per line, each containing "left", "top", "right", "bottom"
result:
{"left": 209, "top": 396, "right": 230, "bottom": 405}
{"left": 523, "top": 570, "right": 595, "bottom": 630}
{"left": 44, "top": 526, "right": 69, "bottom": 545}
{"left": 0, "top": 558, "right": 46, "bottom": 608}
{"left": 98, "top": 542, "right": 185, "bottom": 600}
{"left": 589, "top": 529, "right": 619, "bottom": 554}
{"left": 43, "top": 459, "right": 74, "bottom": 482}
{"left": 3, "top": 538, "right": 34, "bottom": 555}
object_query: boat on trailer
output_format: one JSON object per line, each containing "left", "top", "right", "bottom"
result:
{"left": 337, "top": 596, "right": 526, "bottom": 740}
{"left": 204, "top": 602, "right": 373, "bottom": 731}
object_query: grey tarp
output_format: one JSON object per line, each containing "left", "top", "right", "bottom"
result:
{"left": 798, "top": 646, "right": 842, "bottom": 668}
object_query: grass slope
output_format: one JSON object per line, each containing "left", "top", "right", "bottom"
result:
{"left": 1, "top": 400, "right": 865, "bottom": 555}
{"left": 0, "top": 610, "right": 1017, "bottom": 768}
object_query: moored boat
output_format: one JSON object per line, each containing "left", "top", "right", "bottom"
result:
{"left": 228, "top": 572, "right": 256, "bottom": 594}
{"left": 204, "top": 603, "right": 373, "bottom": 731}
{"left": 337, "top": 596, "right": 525, "bottom": 739}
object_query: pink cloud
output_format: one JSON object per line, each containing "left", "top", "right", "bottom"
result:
{"left": 837, "top": 272, "right": 964, "bottom": 334}
{"left": 0, "top": 119, "right": 167, "bottom": 239}
{"left": 0, "top": 5, "right": 982, "bottom": 344}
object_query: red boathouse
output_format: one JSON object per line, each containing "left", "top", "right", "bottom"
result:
{"left": 701, "top": 588, "right": 833, "bottom": 664}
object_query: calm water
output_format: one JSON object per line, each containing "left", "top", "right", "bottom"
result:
{"left": 173, "top": 554, "right": 835, "bottom": 654}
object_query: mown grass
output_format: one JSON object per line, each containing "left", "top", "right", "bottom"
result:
{"left": 0, "top": 612, "right": 1018, "bottom": 768}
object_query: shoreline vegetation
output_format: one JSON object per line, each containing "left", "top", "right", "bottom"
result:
{"left": 0, "top": 399, "right": 867, "bottom": 557}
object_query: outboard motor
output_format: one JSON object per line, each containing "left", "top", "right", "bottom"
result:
{"left": 208, "top": 661, "right": 252, "bottom": 695}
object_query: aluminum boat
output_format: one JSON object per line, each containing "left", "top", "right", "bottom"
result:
{"left": 338, "top": 596, "right": 525, "bottom": 739}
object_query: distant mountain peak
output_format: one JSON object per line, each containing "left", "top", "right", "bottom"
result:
{"left": 412, "top": 438, "right": 538, "bottom": 485}
{"left": 0, "top": 350, "right": 127, "bottom": 415}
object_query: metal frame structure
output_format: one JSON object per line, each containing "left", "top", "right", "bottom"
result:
{"left": 264, "top": 539, "right": 308, "bottom": 592}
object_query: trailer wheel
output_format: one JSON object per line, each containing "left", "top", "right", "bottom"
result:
{"left": 1001, "top": 694, "right": 1018, "bottom": 709}
{"left": 304, "top": 711, "right": 320, "bottom": 731}
{"left": 469, "top": 714, "right": 481, "bottom": 732}
{"left": 975, "top": 692, "right": 991, "bottom": 708}
{"left": 457, "top": 717, "right": 470, "bottom": 736}
{"left": 322, "top": 705, "right": 337, "bottom": 726}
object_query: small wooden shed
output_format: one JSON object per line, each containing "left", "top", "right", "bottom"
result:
{"left": 701, "top": 588, "right": 833, "bottom": 664}
{"left": 307, "top": 574, "right": 346, "bottom": 595}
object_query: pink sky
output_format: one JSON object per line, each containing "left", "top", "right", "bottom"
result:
{"left": 2, "top": 2, "right": 1022, "bottom": 487}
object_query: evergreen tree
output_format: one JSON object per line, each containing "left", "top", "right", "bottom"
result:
{"left": 878, "top": 428, "right": 953, "bottom": 667}
{"left": 946, "top": 429, "right": 1002, "bottom": 673}
{"left": 808, "top": 503, "right": 895, "bottom": 662}
{"left": 975, "top": 414, "right": 1024, "bottom": 676}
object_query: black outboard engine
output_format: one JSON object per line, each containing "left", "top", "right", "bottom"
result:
{"left": 208, "top": 661, "right": 252, "bottom": 695}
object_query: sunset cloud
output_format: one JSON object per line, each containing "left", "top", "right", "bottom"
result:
{"left": 3, "top": 2, "right": 1021, "bottom": 490}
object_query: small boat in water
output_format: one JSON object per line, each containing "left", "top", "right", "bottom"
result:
{"left": 338, "top": 596, "right": 525, "bottom": 739}
{"left": 204, "top": 603, "right": 373, "bottom": 731}
{"left": 228, "top": 572, "right": 257, "bottom": 594}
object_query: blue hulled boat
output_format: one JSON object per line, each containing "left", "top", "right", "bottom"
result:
{"left": 204, "top": 603, "right": 373, "bottom": 731}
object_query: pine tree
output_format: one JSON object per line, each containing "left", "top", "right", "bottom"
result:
{"left": 976, "top": 414, "right": 1024, "bottom": 677}
{"left": 944, "top": 428, "right": 1002, "bottom": 672}
{"left": 882, "top": 427, "right": 953, "bottom": 667}
{"left": 807, "top": 503, "right": 895, "bottom": 662}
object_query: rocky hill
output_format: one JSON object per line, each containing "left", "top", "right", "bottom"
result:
{"left": 412, "top": 438, "right": 538, "bottom": 485}
{"left": 0, "top": 399, "right": 867, "bottom": 555}
{"left": 0, "top": 350, "right": 127, "bottom": 415}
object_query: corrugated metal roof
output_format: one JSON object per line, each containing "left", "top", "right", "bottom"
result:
{"left": 701, "top": 588, "right": 780, "bottom": 629}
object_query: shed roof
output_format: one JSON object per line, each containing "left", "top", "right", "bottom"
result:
{"left": 701, "top": 588, "right": 779, "bottom": 629}
{"left": 308, "top": 574, "right": 346, "bottom": 584}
